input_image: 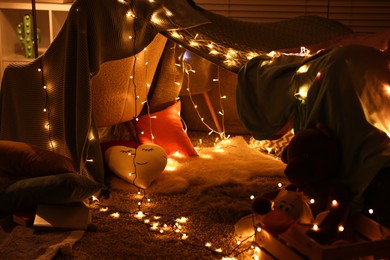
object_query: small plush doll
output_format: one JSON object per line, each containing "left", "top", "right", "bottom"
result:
{"left": 252, "top": 123, "right": 352, "bottom": 244}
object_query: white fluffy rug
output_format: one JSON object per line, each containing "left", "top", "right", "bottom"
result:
{"left": 154, "top": 136, "right": 285, "bottom": 193}
{"left": 109, "top": 136, "right": 286, "bottom": 194}
{"left": 108, "top": 136, "right": 287, "bottom": 224}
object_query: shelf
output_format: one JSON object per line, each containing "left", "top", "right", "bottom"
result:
{"left": 0, "top": 0, "right": 71, "bottom": 81}
{"left": 0, "top": 0, "right": 72, "bottom": 11}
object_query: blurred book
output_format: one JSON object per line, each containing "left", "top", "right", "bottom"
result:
{"left": 33, "top": 203, "right": 90, "bottom": 230}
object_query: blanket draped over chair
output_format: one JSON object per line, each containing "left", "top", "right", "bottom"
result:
{"left": 0, "top": 0, "right": 358, "bottom": 187}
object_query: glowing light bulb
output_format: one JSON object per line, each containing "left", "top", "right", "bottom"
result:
{"left": 368, "top": 209, "right": 374, "bottom": 214}
{"left": 331, "top": 200, "right": 338, "bottom": 207}
{"left": 277, "top": 183, "right": 283, "bottom": 188}
{"left": 338, "top": 225, "right": 345, "bottom": 232}
{"left": 250, "top": 195, "right": 255, "bottom": 200}
{"left": 384, "top": 84, "right": 390, "bottom": 95}
{"left": 310, "top": 198, "right": 315, "bottom": 204}
{"left": 190, "top": 41, "right": 199, "bottom": 47}
{"left": 170, "top": 31, "right": 182, "bottom": 39}
{"left": 205, "top": 242, "right": 211, "bottom": 247}
{"left": 176, "top": 217, "right": 188, "bottom": 223}
{"left": 110, "top": 212, "right": 120, "bottom": 218}
{"left": 181, "top": 234, "right": 188, "bottom": 240}
{"left": 312, "top": 224, "right": 319, "bottom": 231}
{"left": 297, "top": 64, "right": 309, "bottom": 74}
{"left": 257, "top": 227, "right": 262, "bottom": 232}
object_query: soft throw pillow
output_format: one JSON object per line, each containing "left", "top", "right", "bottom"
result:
{"left": 0, "top": 140, "right": 76, "bottom": 178}
{"left": 134, "top": 101, "right": 198, "bottom": 157}
{"left": 0, "top": 173, "right": 103, "bottom": 212}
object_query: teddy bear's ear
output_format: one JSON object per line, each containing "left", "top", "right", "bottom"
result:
{"left": 281, "top": 146, "right": 289, "bottom": 163}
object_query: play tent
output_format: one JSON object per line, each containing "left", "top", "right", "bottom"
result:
{"left": 1, "top": 0, "right": 390, "bottom": 216}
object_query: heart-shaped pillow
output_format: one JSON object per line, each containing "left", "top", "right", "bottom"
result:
{"left": 104, "top": 143, "right": 167, "bottom": 189}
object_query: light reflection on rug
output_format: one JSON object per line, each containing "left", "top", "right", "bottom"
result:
{"left": 108, "top": 136, "right": 287, "bottom": 224}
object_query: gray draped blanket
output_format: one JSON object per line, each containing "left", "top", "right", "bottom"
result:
{"left": 0, "top": 0, "right": 209, "bottom": 183}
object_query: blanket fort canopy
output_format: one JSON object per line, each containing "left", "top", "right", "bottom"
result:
{"left": 0, "top": 0, "right": 354, "bottom": 185}
{"left": 0, "top": 0, "right": 209, "bottom": 183}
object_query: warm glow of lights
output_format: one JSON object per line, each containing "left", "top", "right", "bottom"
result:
{"left": 331, "top": 200, "right": 338, "bottom": 207}
{"left": 338, "top": 225, "right": 345, "bottom": 232}
{"left": 246, "top": 52, "right": 258, "bottom": 60}
{"left": 205, "top": 242, "right": 212, "bottom": 247}
{"left": 277, "top": 183, "right": 283, "bottom": 188}
{"left": 176, "top": 217, "right": 188, "bottom": 223}
{"left": 368, "top": 208, "right": 374, "bottom": 214}
{"left": 215, "top": 248, "right": 223, "bottom": 253}
{"left": 165, "top": 158, "right": 180, "bottom": 171}
{"left": 110, "top": 212, "right": 120, "bottom": 218}
{"left": 190, "top": 41, "right": 199, "bottom": 47}
{"left": 199, "top": 153, "right": 213, "bottom": 159}
{"left": 267, "top": 51, "right": 278, "bottom": 57}
{"left": 297, "top": 64, "right": 309, "bottom": 74}
{"left": 99, "top": 207, "right": 108, "bottom": 212}
{"left": 181, "top": 234, "right": 188, "bottom": 240}
{"left": 250, "top": 195, "right": 255, "bottom": 200}
{"left": 295, "top": 84, "right": 310, "bottom": 102}
{"left": 213, "top": 147, "right": 225, "bottom": 153}
{"left": 310, "top": 198, "right": 315, "bottom": 204}
{"left": 165, "top": 9, "right": 173, "bottom": 17}
{"left": 209, "top": 49, "right": 219, "bottom": 55}
{"left": 312, "top": 224, "right": 319, "bottom": 231}
{"left": 126, "top": 10, "right": 135, "bottom": 18}
{"left": 383, "top": 84, "right": 390, "bottom": 95}
{"left": 257, "top": 227, "right": 262, "bottom": 232}
{"left": 171, "top": 31, "right": 182, "bottom": 39}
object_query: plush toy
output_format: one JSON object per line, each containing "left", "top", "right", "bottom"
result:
{"left": 251, "top": 123, "right": 352, "bottom": 244}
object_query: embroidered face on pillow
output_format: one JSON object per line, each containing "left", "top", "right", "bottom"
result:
{"left": 104, "top": 143, "right": 167, "bottom": 189}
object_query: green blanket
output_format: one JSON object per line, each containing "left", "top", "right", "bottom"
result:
{"left": 237, "top": 45, "right": 390, "bottom": 208}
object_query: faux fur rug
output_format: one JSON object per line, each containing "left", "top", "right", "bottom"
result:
{"left": 0, "top": 225, "right": 84, "bottom": 259}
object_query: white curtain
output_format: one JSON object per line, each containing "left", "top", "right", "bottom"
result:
{"left": 195, "top": 0, "right": 390, "bottom": 33}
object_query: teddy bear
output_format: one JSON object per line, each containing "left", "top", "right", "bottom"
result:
{"left": 251, "top": 123, "right": 352, "bottom": 245}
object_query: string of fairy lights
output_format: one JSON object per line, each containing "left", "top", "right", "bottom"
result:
{"left": 32, "top": 0, "right": 382, "bottom": 258}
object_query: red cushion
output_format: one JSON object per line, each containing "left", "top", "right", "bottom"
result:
{"left": 134, "top": 101, "right": 198, "bottom": 157}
